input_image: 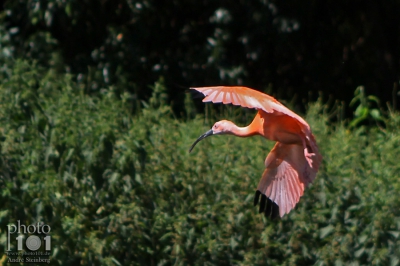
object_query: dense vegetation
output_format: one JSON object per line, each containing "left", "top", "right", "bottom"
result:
{"left": 1, "top": 60, "right": 399, "bottom": 265}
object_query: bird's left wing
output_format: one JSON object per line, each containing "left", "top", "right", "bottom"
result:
{"left": 255, "top": 142, "right": 318, "bottom": 218}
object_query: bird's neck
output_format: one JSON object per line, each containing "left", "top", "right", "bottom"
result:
{"left": 229, "top": 112, "right": 264, "bottom": 137}
{"left": 230, "top": 123, "right": 260, "bottom": 137}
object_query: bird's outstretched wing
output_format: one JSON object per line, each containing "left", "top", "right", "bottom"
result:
{"left": 191, "top": 86, "right": 321, "bottom": 168}
{"left": 254, "top": 142, "right": 317, "bottom": 218}
{"left": 191, "top": 86, "right": 308, "bottom": 126}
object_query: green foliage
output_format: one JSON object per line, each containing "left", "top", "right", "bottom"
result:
{"left": 349, "top": 86, "right": 384, "bottom": 128}
{"left": 1, "top": 60, "right": 400, "bottom": 265}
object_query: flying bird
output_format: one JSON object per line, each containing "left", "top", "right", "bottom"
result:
{"left": 189, "top": 86, "right": 322, "bottom": 218}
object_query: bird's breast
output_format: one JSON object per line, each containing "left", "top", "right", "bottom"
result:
{"left": 258, "top": 113, "right": 303, "bottom": 145}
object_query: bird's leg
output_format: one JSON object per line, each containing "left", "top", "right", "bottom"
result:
{"left": 300, "top": 136, "right": 315, "bottom": 168}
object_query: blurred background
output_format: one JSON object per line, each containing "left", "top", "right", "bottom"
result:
{"left": 1, "top": 1, "right": 400, "bottom": 266}
{"left": 1, "top": 0, "right": 399, "bottom": 112}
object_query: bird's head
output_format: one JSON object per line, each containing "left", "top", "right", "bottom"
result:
{"left": 189, "top": 120, "right": 234, "bottom": 152}
{"left": 210, "top": 120, "right": 235, "bottom": 134}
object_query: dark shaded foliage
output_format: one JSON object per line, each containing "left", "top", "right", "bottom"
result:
{"left": 1, "top": 0, "right": 399, "bottom": 115}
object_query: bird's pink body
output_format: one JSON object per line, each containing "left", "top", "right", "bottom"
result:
{"left": 190, "top": 86, "right": 322, "bottom": 218}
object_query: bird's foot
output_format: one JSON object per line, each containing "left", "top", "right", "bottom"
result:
{"left": 304, "top": 149, "right": 316, "bottom": 168}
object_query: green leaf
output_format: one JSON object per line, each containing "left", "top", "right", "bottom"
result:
{"left": 355, "top": 106, "right": 368, "bottom": 118}
{"left": 349, "top": 95, "right": 360, "bottom": 107}
{"left": 354, "top": 86, "right": 364, "bottom": 96}
{"left": 319, "top": 225, "right": 334, "bottom": 239}
{"left": 388, "top": 231, "right": 400, "bottom": 238}
{"left": 369, "top": 109, "right": 382, "bottom": 120}
{"left": 65, "top": 4, "right": 72, "bottom": 17}
{"left": 350, "top": 115, "right": 365, "bottom": 128}
{"left": 355, "top": 247, "right": 365, "bottom": 258}
{"left": 0, "top": 210, "right": 8, "bottom": 220}
{"left": 358, "top": 235, "right": 368, "bottom": 244}
{"left": 367, "top": 95, "right": 380, "bottom": 104}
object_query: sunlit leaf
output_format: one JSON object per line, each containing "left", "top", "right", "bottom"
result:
{"left": 319, "top": 225, "right": 335, "bottom": 239}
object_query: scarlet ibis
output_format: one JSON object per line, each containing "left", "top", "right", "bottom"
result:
{"left": 189, "top": 86, "right": 322, "bottom": 218}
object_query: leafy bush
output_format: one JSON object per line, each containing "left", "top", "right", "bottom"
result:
{"left": 349, "top": 86, "right": 384, "bottom": 128}
{"left": 0, "top": 60, "right": 399, "bottom": 265}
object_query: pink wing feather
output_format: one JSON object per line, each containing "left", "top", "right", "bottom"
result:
{"left": 191, "top": 86, "right": 309, "bottom": 126}
{"left": 257, "top": 143, "right": 318, "bottom": 217}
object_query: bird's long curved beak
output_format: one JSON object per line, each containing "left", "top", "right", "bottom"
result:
{"left": 189, "top": 129, "right": 214, "bottom": 152}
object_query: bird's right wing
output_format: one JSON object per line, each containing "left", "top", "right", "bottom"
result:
{"left": 254, "top": 142, "right": 317, "bottom": 218}
{"left": 191, "top": 86, "right": 308, "bottom": 126}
